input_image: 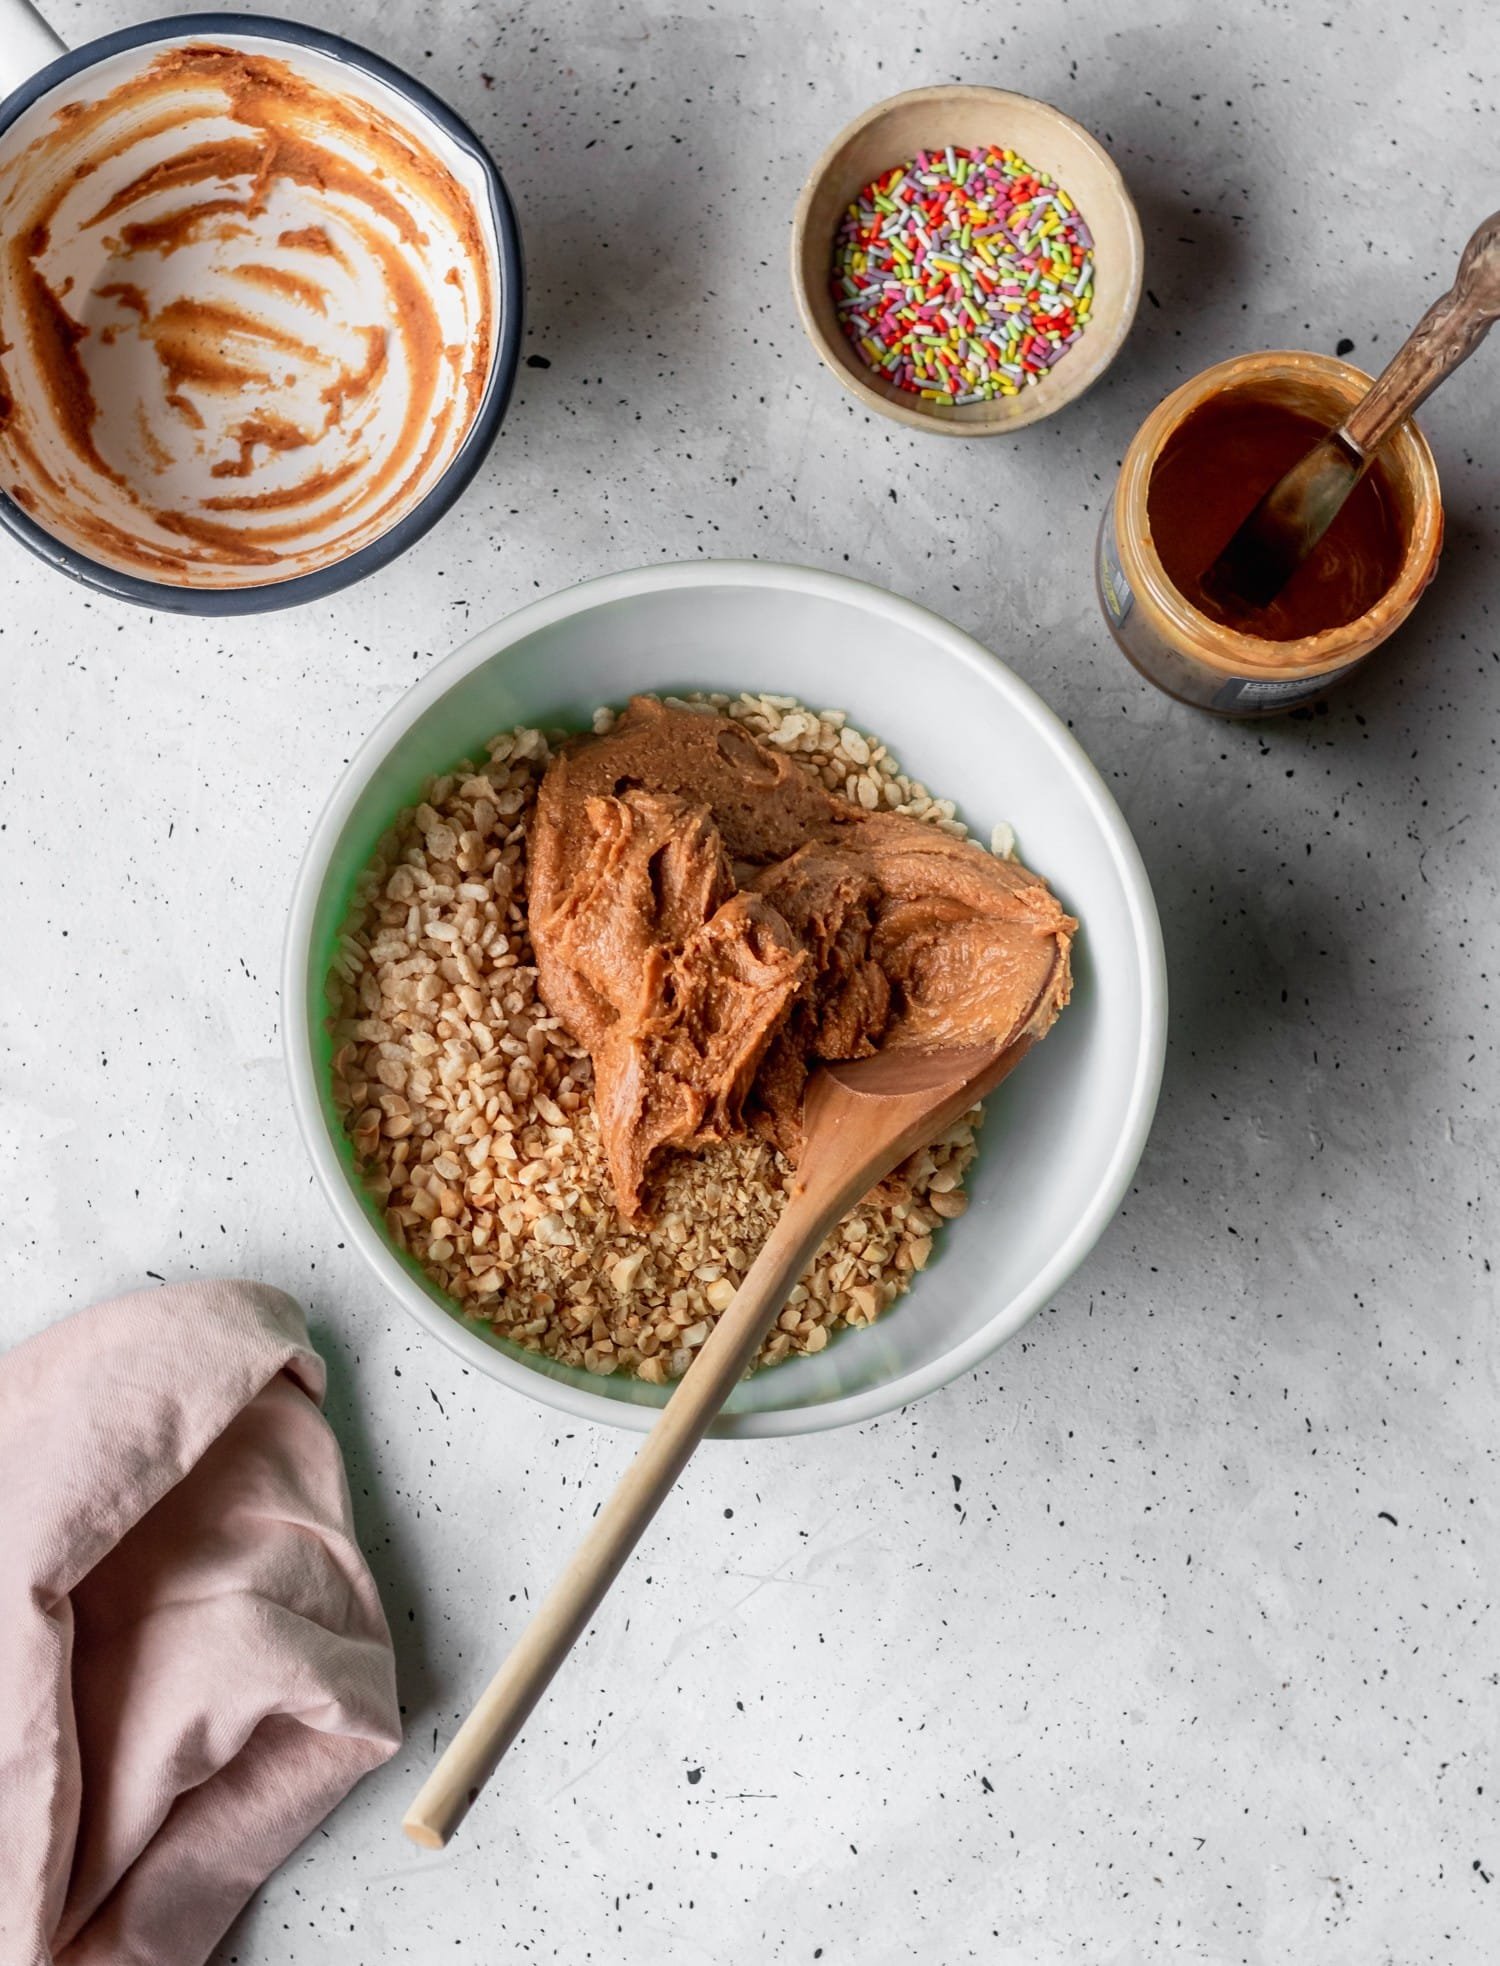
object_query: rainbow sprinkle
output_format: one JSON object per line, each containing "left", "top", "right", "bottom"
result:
{"left": 831, "top": 145, "right": 1095, "bottom": 406}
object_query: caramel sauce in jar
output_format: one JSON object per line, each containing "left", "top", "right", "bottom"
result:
{"left": 1096, "top": 352, "right": 1443, "bottom": 716}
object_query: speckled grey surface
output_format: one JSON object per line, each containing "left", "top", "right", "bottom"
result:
{"left": 2, "top": 0, "right": 1497, "bottom": 1959}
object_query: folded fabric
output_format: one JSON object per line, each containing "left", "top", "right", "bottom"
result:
{"left": 0, "top": 1280, "right": 401, "bottom": 1966}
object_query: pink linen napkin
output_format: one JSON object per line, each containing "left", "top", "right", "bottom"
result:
{"left": 0, "top": 1280, "right": 402, "bottom": 1966}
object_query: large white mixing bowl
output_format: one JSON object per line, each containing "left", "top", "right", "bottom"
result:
{"left": 284, "top": 561, "right": 1166, "bottom": 1437}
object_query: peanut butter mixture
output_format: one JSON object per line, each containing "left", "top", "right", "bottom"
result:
{"left": 528, "top": 697, "right": 1075, "bottom": 1218}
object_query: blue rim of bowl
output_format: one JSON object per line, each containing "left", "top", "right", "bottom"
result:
{"left": 0, "top": 12, "right": 525, "bottom": 615}
{"left": 282, "top": 559, "right": 1170, "bottom": 1439}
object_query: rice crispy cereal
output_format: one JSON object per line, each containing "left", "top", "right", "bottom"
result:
{"left": 327, "top": 693, "right": 1004, "bottom": 1381}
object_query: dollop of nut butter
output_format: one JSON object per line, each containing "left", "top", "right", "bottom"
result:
{"left": 528, "top": 697, "right": 1075, "bottom": 1217}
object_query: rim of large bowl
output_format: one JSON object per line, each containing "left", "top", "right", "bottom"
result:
{"left": 283, "top": 560, "right": 1167, "bottom": 1438}
{"left": 0, "top": 13, "right": 524, "bottom": 615}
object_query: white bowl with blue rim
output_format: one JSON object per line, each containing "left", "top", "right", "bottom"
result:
{"left": 0, "top": 4, "right": 523, "bottom": 613}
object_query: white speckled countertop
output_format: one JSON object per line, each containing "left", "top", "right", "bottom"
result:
{"left": 2, "top": 0, "right": 1497, "bottom": 1959}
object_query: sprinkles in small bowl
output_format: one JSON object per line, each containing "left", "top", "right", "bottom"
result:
{"left": 831, "top": 144, "right": 1095, "bottom": 406}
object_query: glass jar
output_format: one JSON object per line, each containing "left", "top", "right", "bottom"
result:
{"left": 1095, "top": 351, "right": 1444, "bottom": 716}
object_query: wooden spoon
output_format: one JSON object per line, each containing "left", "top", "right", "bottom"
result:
{"left": 1201, "top": 210, "right": 1500, "bottom": 614}
{"left": 402, "top": 1032, "right": 1034, "bottom": 1848}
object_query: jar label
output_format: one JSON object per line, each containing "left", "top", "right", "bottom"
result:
{"left": 1098, "top": 500, "right": 1134, "bottom": 627}
{"left": 1211, "top": 662, "right": 1362, "bottom": 713}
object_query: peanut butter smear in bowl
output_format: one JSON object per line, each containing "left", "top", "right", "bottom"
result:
{"left": 0, "top": 39, "right": 504, "bottom": 595}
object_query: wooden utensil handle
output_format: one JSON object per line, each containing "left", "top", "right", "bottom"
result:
{"left": 400, "top": 1182, "right": 839, "bottom": 1850}
{"left": 1342, "top": 211, "right": 1500, "bottom": 455}
{"left": 402, "top": 1035, "right": 1037, "bottom": 1849}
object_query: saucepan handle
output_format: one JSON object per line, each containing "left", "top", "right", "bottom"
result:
{"left": 0, "top": 0, "right": 66, "bottom": 105}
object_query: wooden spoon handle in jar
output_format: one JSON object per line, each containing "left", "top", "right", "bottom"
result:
{"left": 1341, "top": 210, "right": 1500, "bottom": 456}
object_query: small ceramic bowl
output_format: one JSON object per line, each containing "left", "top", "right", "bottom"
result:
{"left": 792, "top": 85, "right": 1143, "bottom": 436}
{"left": 0, "top": 11, "right": 523, "bottom": 614}
{"left": 285, "top": 561, "right": 1167, "bottom": 1439}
